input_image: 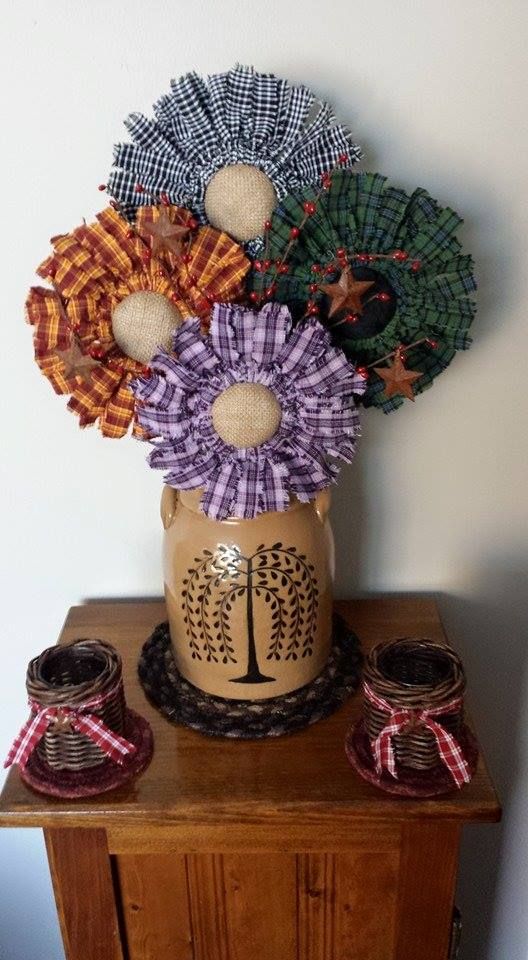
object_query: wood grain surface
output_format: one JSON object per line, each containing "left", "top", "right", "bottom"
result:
{"left": 394, "top": 822, "right": 461, "bottom": 960}
{"left": 297, "top": 850, "right": 400, "bottom": 959}
{"left": 0, "top": 598, "right": 501, "bottom": 960}
{"left": 44, "top": 828, "right": 123, "bottom": 960}
{"left": 0, "top": 598, "right": 500, "bottom": 833}
{"left": 116, "top": 854, "right": 193, "bottom": 960}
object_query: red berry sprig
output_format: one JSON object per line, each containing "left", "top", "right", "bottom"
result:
{"left": 325, "top": 249, "right": 422, "bottom": 271}
{"left": 365, "top": 337, "right": 438, "bottom": 371}
{"left": 254, "top": 153, "right": 350, "bottom": 307}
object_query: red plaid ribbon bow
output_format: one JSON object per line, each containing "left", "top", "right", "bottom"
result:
{"left": 4, "top": 684, "right": 136, "bottom": 770}
{"left": 364, "top": 683, "right": 471, "bottom": 788}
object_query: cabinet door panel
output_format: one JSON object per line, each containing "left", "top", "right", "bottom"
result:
{"left": 114, "top": 825, "right": 457, "bottom": 960}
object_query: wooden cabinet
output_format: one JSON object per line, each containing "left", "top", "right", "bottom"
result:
{"left": 0, "top": 598, "right": 500, "bottom": 960}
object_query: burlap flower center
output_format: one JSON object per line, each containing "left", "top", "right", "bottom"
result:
{"left": 204, "top": 164, "right": 277, "bottom": 242}
{"left": 211, "top": 382, "right": 282, "bottom": 448}
{"left": 111, "top": 291, "right": 182, "bottom": 364}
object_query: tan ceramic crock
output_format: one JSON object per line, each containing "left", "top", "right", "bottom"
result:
{"left": 161, "top": 487, "right": 335, "bottom": 700}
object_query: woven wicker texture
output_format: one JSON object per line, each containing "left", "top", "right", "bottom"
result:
{"left": 20, "top": 708, "right": 153, "bottom": 799}
{"left": 363, "top": 637, "right": 466, "bottom": 771}
{"left": 111, "top": 290, "right": 182, "bottom": 364}
{"left": 204, "top": 164, "right": 277, "bottom": 242}
{"left": 211, "top": 382, "right": 282, "bottom": 448}
{"left": 26, "top": 639, "right": 125, "bottom": 772}
{"left": 345, "top": 719, "right": 478, "bottom": 798}
{"left": 138, "top": 615, "right": 362, "bottom": 739}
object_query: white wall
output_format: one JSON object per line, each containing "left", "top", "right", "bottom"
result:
{"left": 1, "top": 2, "right": 527, "bottom": 958}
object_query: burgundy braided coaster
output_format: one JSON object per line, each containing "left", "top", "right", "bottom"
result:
{"left": 19, "top": 709, "right": 153, "bottom": 799}
{"left": 345, "top": 719, "right": 479, "bottom": 798}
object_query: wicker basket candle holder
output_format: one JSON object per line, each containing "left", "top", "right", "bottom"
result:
{"left": 27, "top": 639, "right": 126, "bottom": 771}
{"left": 346, "top": 637, "right": 479, "bottom": 797}
{"left": 5, "top": 638, "right": 153, "bottom": 798}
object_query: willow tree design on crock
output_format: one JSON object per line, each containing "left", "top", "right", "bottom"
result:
{"left": 181, "top": 541, "right": 319, "bottom": 685}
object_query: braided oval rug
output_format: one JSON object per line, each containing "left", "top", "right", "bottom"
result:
{"left": 138, "top": 615, "right": 362, "bottom": 739}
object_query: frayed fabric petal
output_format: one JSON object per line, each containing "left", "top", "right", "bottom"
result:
{"left": 201, "top": 460, "right": 241, "bottom": 520}
{"left": 250, "top": 302, "right": 290, "bottom": 365}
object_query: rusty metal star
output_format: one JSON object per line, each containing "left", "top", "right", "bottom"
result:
{"left": 56, "top": 339, "right": 100, "bottom": 383}
{"left": 319, "top": 266, "right": 375, "bottom": 317}
{"left": 373, "top": 353, "right": 422, "bottom": 401}
{"left": 141, "top": 207, "right": 190, "bottom": 258}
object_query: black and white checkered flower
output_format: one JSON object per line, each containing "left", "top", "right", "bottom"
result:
{"left": 108, "top": 64, "right": 361, "bottom": 253}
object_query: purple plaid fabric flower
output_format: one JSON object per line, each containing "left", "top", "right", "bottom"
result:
{"left": 131, "top": 303, "right": 366, "bottom": 520}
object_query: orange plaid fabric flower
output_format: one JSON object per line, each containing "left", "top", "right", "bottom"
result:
{"left": 26, "top": 206, "right": 249, "bottom": 438}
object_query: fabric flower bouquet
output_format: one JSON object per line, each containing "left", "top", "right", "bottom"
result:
{"left": 25, "top": 65, "right": 477, "bottom": 701}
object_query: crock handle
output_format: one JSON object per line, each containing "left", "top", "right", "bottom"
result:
{"left": 161, "top": 486, "right": 179, "bottom": 530}
{"left": 314, "top": 488, "right": 331, "bottom": 524}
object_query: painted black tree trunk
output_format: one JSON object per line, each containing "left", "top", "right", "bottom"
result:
{"left": 232, "top": 556, "right": 274, "bottom": 685}
{"left": 181, "top": 543, "right": 318, "bottom": 686}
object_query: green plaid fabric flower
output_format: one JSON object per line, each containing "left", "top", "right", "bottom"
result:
{"left": 249, "top": 171, "right": 477, "bottom": 412}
